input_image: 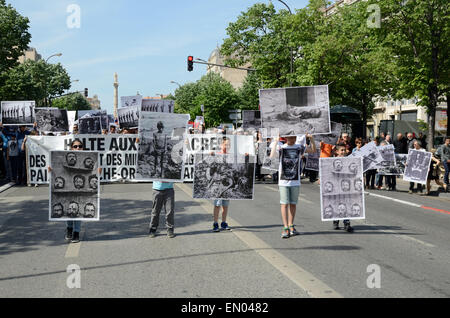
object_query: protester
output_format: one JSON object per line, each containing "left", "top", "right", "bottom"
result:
{"left": 408, "top": 140, "right": 425, "bottom": 194}
{"left": 0, "top": 124, "right": 13, "bottom": 181}
{"left": 7, "top": 135, "right": 20, "bottom": 185}
{"left": 406, "top": 133, "right": 416, "bottom": 150}
{"left": 271, "top": 133, "right": 317, "bottom": 239}
{"left": 436, "top": 137, "right": 450, "bottom": 190}
{"left": 339, "top": 133, "right": 353, "bottom": 155}
{"left": 109, "top": 125, "right": 117, "bottom": 134}
{"left": 148, "top": 180, "right": 176, "bottom": 238}
{"left": 426, "top": 150, "right": 446, "bottom": 195}
{"left": 211, "top": 136, "right": 233, "bottom": 232}
{"left": 332, "top": 143, "right": 354, "bottom": 233}
{"left": 48, "top": 139, "right": 96, "bottom": 243}
{"left": 365, "top": 138, "right": 378, "bottom": 190}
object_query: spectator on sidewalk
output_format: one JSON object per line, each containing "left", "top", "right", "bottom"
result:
{"left": 436, "top": 137, "right": 450, "bottom": 190}
{"left": 393, "top": 133, "right": 408, "bottom": 154}
{"left": 406, "top": 133, "right": 416, "bottom": 150}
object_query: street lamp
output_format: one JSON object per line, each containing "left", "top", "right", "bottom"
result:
{"left": 170, "top": 81, "right": 181, "bottom": 88}
{"left": 44, "top": 53, "right": 63, "bottom": 106}
{"left": 277, "top": 0, "right": 294, "bottom": 86}
{"left": 45, "top": 53, "right": 62, "bottom": 63}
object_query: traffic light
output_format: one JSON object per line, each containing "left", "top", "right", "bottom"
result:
{"left": 84, "top": 88, "right": 88, "bottom": 97}
{"left": 187, "top": 56, "right": 194, "bottom": 72}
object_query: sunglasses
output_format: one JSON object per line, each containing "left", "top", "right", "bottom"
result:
{"left": 72, "top": 145, "right": 83, "bottom": 149}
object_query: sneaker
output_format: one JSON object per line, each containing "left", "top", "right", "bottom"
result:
{"left": 220, "top": 222, "right": 231, "bottom": 231}
{"left": 213, "top": 223, "right": 220, "bottom": 233}
{"left": 289, "top": 225, "right": 300, "bottom": 236}
{"left": 281, "top": 228, "right": 290, "bottom": 239}
{"left": 333, "top": 221, "right": 340, "bottom": 230}
{"left": 408, "top": 190, "right": 413, "bottom": 194}
{"left": 167, "top": 229, "right": 175, "bottom": 238}
{"left": 65, "top": 228, "right": 73, "bottom": 241}
{"left": 149, "top": 229, "right": 157, "bottom": 238}
{"left": 71, "top": 232, "right": 80, "bottom": 243}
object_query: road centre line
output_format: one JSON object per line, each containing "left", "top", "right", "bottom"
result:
{"left": 176, "top": 183, "right": 343, "bottom": 298}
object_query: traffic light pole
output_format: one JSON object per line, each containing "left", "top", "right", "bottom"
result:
{"left": 192, "top": 60, "right": 256, "bottom": 72}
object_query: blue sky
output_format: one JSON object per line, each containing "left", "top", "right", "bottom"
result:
{"left": 9, "top": 0, "right": 309, "bottom": 114}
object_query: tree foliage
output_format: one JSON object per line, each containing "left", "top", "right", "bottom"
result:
{"left": 0, "top": 60, "right": 71, "bottom": 106}
{"left": 51, "top": 92, "right": 91, "bottom": 111}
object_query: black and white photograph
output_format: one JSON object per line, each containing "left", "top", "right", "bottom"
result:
{"left": 378, "top": 154, "right": 408, "bottom": 176}
{"left": 78, "top": 110, "right": 109, "bottom": 130}
{"left": 121, "top": 95, "right": 143, "bottom": 108}
{"left": 259, "top": 85, "right": 331, "bottom": 136}
{"left": 141, "top": 99, "right": 175, "bottom": 113}
{"left": 242, "top": 110, "right": 261, "bottom": 129}
{"left": 403, "top": 149, "right": 432, "bottom": 184}
{"left": 0, "top": 101, "right": 35, "bottom": 125}
{"left": 49, "top": 150, "right": 100, "bottom": 221}
{"left": 35, "top": 108, "right": 69, "bottom": 133}
{"left": 314, "top": 122, "right": 342, "bottom": 145}
{"left": 193, "top": 153, "right": 255, "bottom": 200}
{"left": 377, "top": 144, "right": 396, "bottom": 168}
{"left": 118, "top": 105, "right": 140, "bottom": 130}
{"left": 261, "top": 140, "right": 279, "bottom": 172}
{"left": 320, "top": 157, "right": 365, "bottom": 222}
{"left": 305, "top": 141, "right": 321, "bottom": 171}
{"left": 78, "top": 116, "right": 102, "bottom": 134}
{"left": 136, "top": 112, "right": 190, "bottom": 182}
{"left": 280, "top": 147, "right": 302, "bottom": 181}
{"left": 351, "top": 142, "right": 383, "bottom": 172}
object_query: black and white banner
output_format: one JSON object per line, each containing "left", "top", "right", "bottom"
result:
{"left": 27, "top": 135, "right": 139, "bottom": 184}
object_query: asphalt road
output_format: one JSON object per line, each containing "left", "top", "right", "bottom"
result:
{"left": 0, "top": 179, "right": 449, "bottom": 298}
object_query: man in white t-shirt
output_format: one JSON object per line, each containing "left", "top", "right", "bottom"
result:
{"left": 271, "top": 134, "right": 317, "bottom": 239}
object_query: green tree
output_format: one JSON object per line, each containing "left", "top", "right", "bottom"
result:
{"left": 174, "top": 73, "right": 239, "bottom": 127}
{"left": 221, "top": 2, "right": 292, "bottom": 88}
{"left": 51, "top": 92, "right": 91, "bottom": 111}
{"left": 380, "top": 0, "right": 449, "bottom": 148}
{"left": 236, "top": 71, "right": 261, "bottom": 110}
{"left": 0, "top": 60, "right": 71, "bottom": 106}
{"left": 0, "top": 0, "right": 31, "bottom": 74}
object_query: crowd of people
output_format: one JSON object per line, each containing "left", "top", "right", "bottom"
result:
{"left": 1, "top": 118, "right": 449, "bottom": 243}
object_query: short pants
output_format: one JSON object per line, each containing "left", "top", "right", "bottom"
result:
{"left": 279, "top": 186, "right": 300, "bottom": 205}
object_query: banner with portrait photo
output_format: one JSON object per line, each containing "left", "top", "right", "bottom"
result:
{"left": 260, "top": 85, "right": 331, "bottom": 136}
{"left": 137, "top": 112, "right": 189, "bottom": 182}
{"left": 49, "top": 151, "right": 100, "bottom": 222}
{"left": 403, "top": 149, "right": 432, "bottom": 184}
{"left": 1, "top": 101, "right": 35, "bottom": 126}
{"left": 320, "top": 157, "right": 365, "bottom": 222}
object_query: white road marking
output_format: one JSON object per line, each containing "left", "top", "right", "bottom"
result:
{"left": 176, "top": 183, "right": 343, "bottom": 298}
{"left": 0, "top": 182, "right": 15, "bottom": 193}
{"left": 364, "top": 192, "right": 421, "bottom": 208}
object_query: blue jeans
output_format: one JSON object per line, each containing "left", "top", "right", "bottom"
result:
{"left": 444, "top": 161, "right": 450, "bottom": 185}
{"left": 67, "top": 221, "right": 81, "bottom": 232}
{"left": 279, "top": 186, "right": 300, "bottom": 205}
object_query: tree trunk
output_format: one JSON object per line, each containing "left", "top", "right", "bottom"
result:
{"left": 447, "top": 94, "right": 450, "bottom": 137}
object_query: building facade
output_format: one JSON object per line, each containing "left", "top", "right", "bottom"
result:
{"left": 207, "top": 47, "right": 250, "bottom": 89}
{"left": 18, "top": 47, "right": 42, "bottom": 63}
{"left": 87, "top": 95, "right": 101, "bottom": 110}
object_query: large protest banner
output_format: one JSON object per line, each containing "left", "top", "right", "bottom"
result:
{"left": 27, "top": 135, "right": 139, "bottom": 184}
{"left": 183, "top": 134, "right": 256, "bottom": 182}
{"left": 26, "top": 136, "right": 66, "bottom": 184}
